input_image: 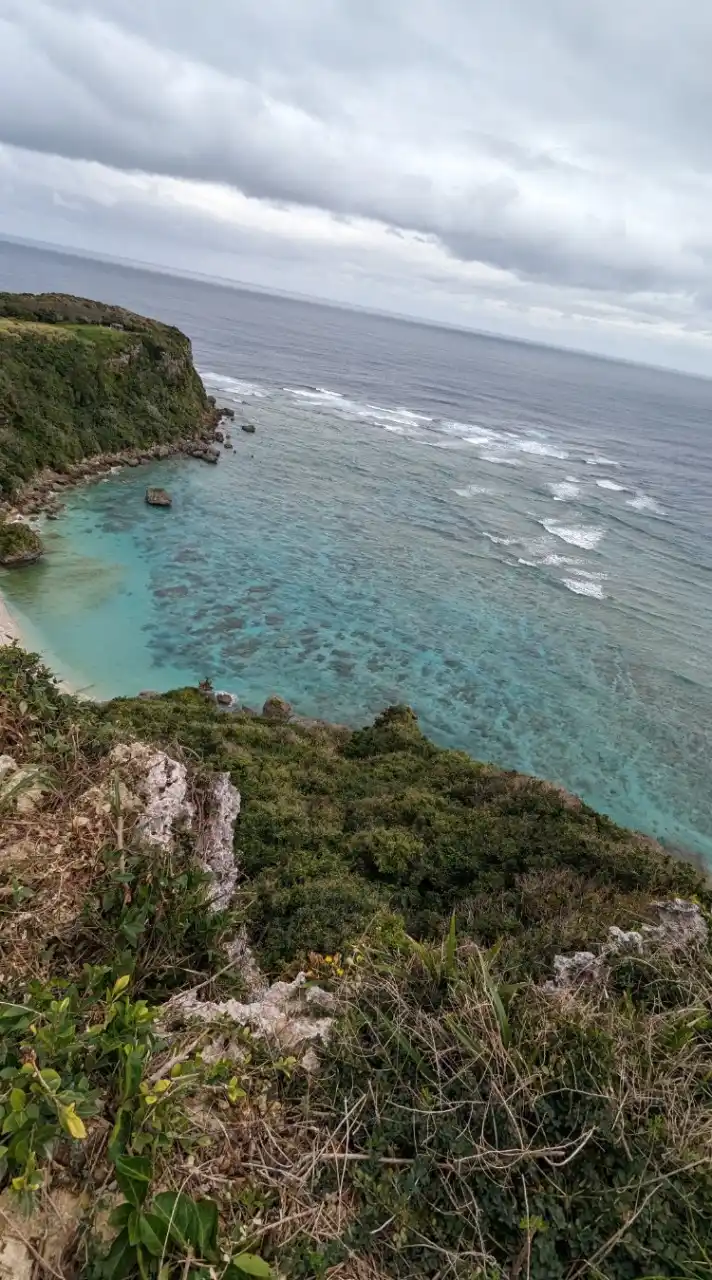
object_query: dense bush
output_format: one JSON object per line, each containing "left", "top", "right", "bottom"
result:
{"left": 303, "top": 934, "right": 712, "bottom": 1278}
{"left": 0, "top": 294, "right": 209, "bottom": 497}
{"left": 99, "top": 691, "right": 705, "bottom": 975}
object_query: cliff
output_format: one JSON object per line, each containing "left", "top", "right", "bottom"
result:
{"left": 0, "top": 646, "right": 710, "bottom": 1278}
{"left": 0, "top": 292, "right": 210, "bottom": 499}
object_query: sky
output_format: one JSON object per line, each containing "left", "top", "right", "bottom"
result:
{"left": 1, "top": 0, "right": 712, "bottom": 373}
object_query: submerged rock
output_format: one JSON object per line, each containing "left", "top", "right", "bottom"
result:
{"left": 145, "top": 487, "right": 172, "bottom": 507}
{"left": 241, "top": 422, "right": 256, "bottom": 434}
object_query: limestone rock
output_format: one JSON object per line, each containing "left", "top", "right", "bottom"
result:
{"left": 145, "top": 487, "right": 172, "bottom": 507}
{"left": 110, "top": 743, "right": 194, "bottom": 849}
{"left": 198, "top": 771, "right": 241, "bottom": 913}
{"left": 544, "top": 898, "right": 708, "bottom": 993}
{"left": 162, "top": 972, "right": 336, "bottom": 1053}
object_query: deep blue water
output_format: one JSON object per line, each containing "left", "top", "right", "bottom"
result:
{"left": 2, "top": 239, "right": 712, "bottom": 857}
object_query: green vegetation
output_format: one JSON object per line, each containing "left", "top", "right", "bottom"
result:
{"left": 1, "top": 646, "right": 711, "bottom": 1276}
{"left": 0, "top": 292, "right": 210, "bottom": 498}
{"left": 0, "top": 518, "right": 43, "bottom": 565}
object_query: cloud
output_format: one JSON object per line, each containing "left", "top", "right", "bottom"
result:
{"left": 0, "top": 0, "right": 712, "bottom": 368}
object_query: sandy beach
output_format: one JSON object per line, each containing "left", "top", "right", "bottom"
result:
{"left": 0, "top": 583, "right": 23, "bottom": 647}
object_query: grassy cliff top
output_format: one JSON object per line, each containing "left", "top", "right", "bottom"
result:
{"left": 0, "top": 291, "right": 190, "bottom": 344}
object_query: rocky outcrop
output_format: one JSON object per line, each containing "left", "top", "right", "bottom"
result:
{"left": 188, "top": 445, "right": 220, "bottom": 464}
{"left": 262, "top": 694, "right": 292, "bottom": 721}
{"left": 162, "top": 972, "right": 336, "bottom": 1055}
{"left": 0, "top": 518, "right": 43, "bottom": 566}
{"left": 198, "top": 771, "right": 242, "bottom": 913}
{"left": 110, "top": 743, "right": 195, "bottom": 849}
{"left": 145, "top": 487, "right": 172, "bottom": 507}
{"left": 544, "top": 898, "right": 709, "bottom": 993}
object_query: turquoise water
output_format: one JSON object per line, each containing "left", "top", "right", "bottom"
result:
{"left": 2, "top": 242, "right": 712, "bottom": 858}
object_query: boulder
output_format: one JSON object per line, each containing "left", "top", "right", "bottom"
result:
{"left": 220, "top": 406, "right": 236, "bottom": 421}
{"left": 262, "top": 694, "right": 292, "bottom": 721}
{"left": 215, "top": 691, "right": 234, "bottom": 707}
{"left": 241, "top": 422, "right": 256, "bottom": 434}
{"left": 188, "top": 446, "right": 220, "bottom": 464}
{"left": 146, "top": 487, "right": 172, "bottom": 507}
{"left": 127, "top": 458, "right": 140, "bottom": 467}
{"left": 224, "top": 438, "right": 234, "bottom": 450}
{"left": 0, "top": 519, "right": 44, "bottom": 567}
{"left": 213, "top": 429, "right": 225, "bottom": 443}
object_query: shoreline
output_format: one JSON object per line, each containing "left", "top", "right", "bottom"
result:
{"left": 0, "top": 582, "right": 23, "bottom": 647}
{"left": 0, "top": 413, "right": 230, "bottom": 522}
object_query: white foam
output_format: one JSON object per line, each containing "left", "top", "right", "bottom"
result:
{"left": 286, "top": 386, "right": 345, "bottom": 403}
{"left": 549, "top": 480, "right": 580, "bottom": 501}
{"left": 454, "top": 484, "right": 494, "bottom": 497}
{"left": 480, "top": 452, "right": 521, "bottom": 466}
{"left": 596, "top": 479, "right": 625, "bottom": 492}
{"left": 568, "top": 567, "right": 608, "bottom": 581}
{"left": 483, "top": 531, "right": 516, "bottom": 546}
{"left": 584, "top": 455, "right": 619, "bottom": 467}
{"left": 201, "top": 372, "right": 267, "bottom": 398}
{"left": 516, "top": 439, "right": 569, "bottom": 459}
{"left": 541, "top": 552, "right": 583, "bottom": 566}
{"left": 541, "top": 519, "right": 605, "bottom": 550}
{"left": 562, "top": 578, "right": 605, "bottom": 599}
{"left": 627, "top": 492, "right": 664, "bottom": 514}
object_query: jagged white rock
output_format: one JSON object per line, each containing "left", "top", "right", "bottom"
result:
{"left": 545, "top": 899, "right": 708, "bottom": 993}
{"left": 162, "top": 972, "right": 336, "bottom": 1053}
{"left": 110, "top": 743, "right": 194, "bottom": 848}
{"left": 199, "top": 771, "right": 241, "bottom": 912}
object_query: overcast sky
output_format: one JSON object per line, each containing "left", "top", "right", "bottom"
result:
{"left": 1, "top": 0, "right": 712, "bottom": 372}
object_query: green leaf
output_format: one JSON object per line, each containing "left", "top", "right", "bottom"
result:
{"left": 0, "top": 1006, "right": 33, "bottom": 1033}
{"left": 108, "top": 1202, "right": 133, "bottom": 1230}
{"left": 9, "top": 1088, "right": 26, "bottom": 1112}
{"left": 112, "top": 974, "right": 132, "bottom": 998}
{"left": 108, "top": 1104, "right": 132, "bottom": 1160}
{"left": 114, "top": 1154, "right": 152, "bottom": 1209}
{"left": 127, "top": 1209, "right": 142, "bottom": 1248}
{"left": 230, "top": 1254, "right": 272, "bottom": 1277}
{"left": 38, "top": 1069, "right": 61, "bottom": 1090}
{"left": 2, "top": 1111, "right": 27, "bottom": 1134}
{"left": 121, "top": 1049, "right": 145, "bottom": 1103}
{"left": 100, "top": 1228, "right": 135, "bottom": 1280}
{"left": 194, "top": 1198, "right": 218, "bottom": 1257}
{"left": 138, "top": 1211, "right": 171, "bottom": 1258}
{"left": 152, "top": 1191, "right": 199, "bottom": 1251}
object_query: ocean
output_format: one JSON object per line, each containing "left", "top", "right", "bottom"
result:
{"left": 2, "top": 239, "right": 712, "bottom": 858}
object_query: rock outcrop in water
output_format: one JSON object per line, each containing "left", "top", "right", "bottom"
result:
{"left": 145, "top": 487, "right": 172, "bottom": 507}
{"left": 0, "top": 518, "right": 43, "bottom": 566}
